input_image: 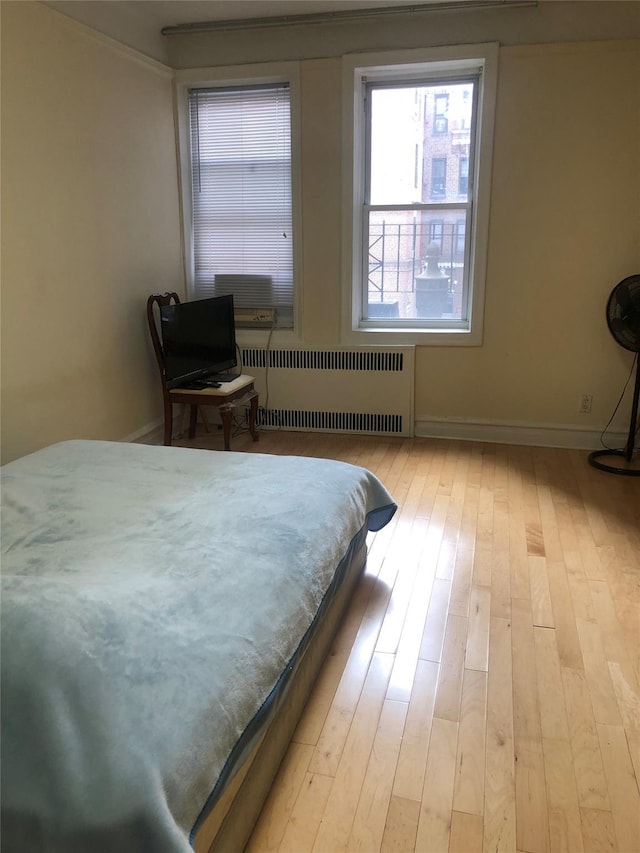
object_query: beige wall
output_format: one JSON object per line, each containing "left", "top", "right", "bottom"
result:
{"left": 1, "top": 2, "right": 184, "bottom": 463}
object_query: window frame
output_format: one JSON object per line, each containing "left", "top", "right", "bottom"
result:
{"left": 341, "top": 44, "right": 499, "bottom": 346}
{"left": 175, "top": 62, "right": 303, "bottom": 343}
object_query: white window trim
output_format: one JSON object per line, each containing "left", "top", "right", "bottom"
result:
{"left": 341, "top": 43, "right": 499, "bottom": 346}
{"left": 174, "top": 62, "right": 303, "bottom": 344}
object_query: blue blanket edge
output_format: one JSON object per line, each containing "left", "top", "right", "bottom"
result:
{"left": 188, "top": 501, "right": 396, "bottom": 843}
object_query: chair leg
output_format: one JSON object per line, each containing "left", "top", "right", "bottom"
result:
{"left": 163, "top": 397, "right": 173, "bottom": 446}
{"left": 220, "top": 404, "right": 233, "bottom": 451}
{"left": 248, "top": 392, "right": 260, "bottom": 442}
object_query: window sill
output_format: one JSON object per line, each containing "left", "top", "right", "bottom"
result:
{"left": 341, "top": 325, "right": 483, "bottom": 347}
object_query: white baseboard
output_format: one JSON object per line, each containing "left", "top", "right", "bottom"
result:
{"left": 414, "top": 416, "right": 628, "bottom": 450}
{"left": 123, "top": 418, "right": 163, "bottom": 444}
{"left": 125, "top": 414, "right": 627, "bottom": 452}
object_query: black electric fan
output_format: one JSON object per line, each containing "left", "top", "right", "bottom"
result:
{"left": 588, "top": 274, "right": 640, "bottom": 476}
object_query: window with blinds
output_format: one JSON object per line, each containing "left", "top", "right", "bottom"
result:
{"left": 188, "top": 84, "right": 294, "bottom": 329}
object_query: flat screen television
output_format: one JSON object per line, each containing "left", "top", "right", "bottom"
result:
{"left": 160, "top": 295, "right": 237, "bottom": 389}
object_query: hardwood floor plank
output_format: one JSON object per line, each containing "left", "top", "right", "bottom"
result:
{"left": 386, "top": 532, "right": 435, "bottom": 703}
{"left": 294, "top": 577, "right": 378, "bottom": 746}
{"left": 312, "top": 652, "right": 395, "bottom": 852}
{"left": 278, "top": 773, "right": 333, "bottom": 853}
{"left": 246, "top": 742, "right": 315, "bottom": 852}
{"left": 452, "top": 668, "right": 487, "bottom": 816}
{"left": 392, "top": 659, "right": 439, "bottom": 803}
{"left": 575, "top": 618, "right": 624, "bottom": 727}
{"left": 534, "top": 626, "right": 570, "bottom": 742}
{"left": 465, "top": 584, "right": 491, "bottom": 672}
{"left": 376, "top": 548, "right": 421, "bottom": 657}
{"left": 546, "top": 559, "right": 585, "bottom": 671}
{"left": 534, "top": 476, "right": 564, "bottom": 564}
{"left": 511, "top": 597, "right": 550, "bottom": 853}
{"left": 415, "top": 717, "right": 459, "bottom": 853}
{"left": 490, "top": 498, "right": 511, "bottom": 620}
{"left": 435, "top": 507, "right": 461, "bottom": 582}
{"left": 449, "top": 810, "right": 483, "bottom": 852}
{"left": 309, "top": 610, "right": 385, "bottom": 778}
{"left": 561, "top": 667, "right": 611, "bottom": 811}
{"left": 507, "top": 450, "right": 530, "bottom": 601}
{"left": 542, "top": 737, "right": 584, "bottom": 853}
{"left": 346, "top": 699, "right": 408, "bottom": 852}
{"left": 419, "top": 577, "right": 451, "bottom": 664}
{"left": 484, "top": 616, "right": 517, "bottom": 853}
{"left": 596, "top": 723, "right": 640, "bottom": 853}
{"left": 607, "top": 660, "right": 640, "bottom": 731}
{"left": 625, "top": 728, "right": 640, "bottom": 795}
{"left": 528, "top": 555, "right": 555, "bottom": 628}
{"left": 449, "top": 546, "right": 474, "bottom": 618}
{"left": 512, "top": 596, "right": 542, "bottom": 742}
{"left": 514, "top": 736, "right": 551, "bottom": 853}
{"left": 434, "top": 613, "right": 468, "bottom": 723}
{"left": 380, "top": 796, "right": 420, "bottom": 853}
{"left": 579, "top": 806, "right": 618, "bottom": 852}
{"left": 473, "top": 451, "right": 495, "bottom": 588}
{"left": 588, "top": 579, "right": 637, "bottom": 672}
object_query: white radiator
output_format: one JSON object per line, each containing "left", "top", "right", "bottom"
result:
{"left": 240, "top": 346, "right": 415, "bottom": 437}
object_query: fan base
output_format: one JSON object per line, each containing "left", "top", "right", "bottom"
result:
{"left": 588, "top": 448, "right": 640, "bottom": 477}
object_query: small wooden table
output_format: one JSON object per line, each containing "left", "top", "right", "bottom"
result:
{"left": 167, "top": 375, "right": 259, "bottom": 451}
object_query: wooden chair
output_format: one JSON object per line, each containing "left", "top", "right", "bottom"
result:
{"left": 146, "top": 293, "right": 259, "bottom": 450}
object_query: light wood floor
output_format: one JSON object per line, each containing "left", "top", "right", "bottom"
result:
{"left": 173, "top": 425, "right": 640, "bottom": 852}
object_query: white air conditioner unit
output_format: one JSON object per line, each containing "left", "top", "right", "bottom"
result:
{"left": 234, "top": 307, "right": 275, "bottom": 329}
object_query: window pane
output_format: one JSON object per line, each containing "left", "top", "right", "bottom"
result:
{"left": 366, "top": 209, "right": 469, "bottom": 321}
{"left": 369, "top": 81, "right": 475, "bottom": 206}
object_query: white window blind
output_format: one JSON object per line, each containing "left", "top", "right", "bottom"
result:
{"left": 189, "top": 84, "right": 293, "bottom": 328}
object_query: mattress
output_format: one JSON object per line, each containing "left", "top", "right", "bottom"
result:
{"left": 1, "top": 440, "right": 396, "bottom": 852}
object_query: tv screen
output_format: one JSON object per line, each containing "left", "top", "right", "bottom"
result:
{"left": 160, "top": 295, "right": 237, "bottom": 389}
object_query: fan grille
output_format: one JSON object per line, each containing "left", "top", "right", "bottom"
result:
{"left": 606, "top": 274, "right": 640, "bottom": 352}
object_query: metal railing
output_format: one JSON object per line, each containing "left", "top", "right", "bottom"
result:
{"left": 368, "top": 221, "right": 464, "bottom": 303}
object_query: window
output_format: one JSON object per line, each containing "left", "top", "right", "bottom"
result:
{"left": 431, "top": 157, "right": 447, "bottom": 197}
{"left": 185, "top": 82, "right": 295, "bottom": 329}
{"left": 433, "top": 93, "right": 449, "bottom": 134}
{"left": 459, "top": 156, "right": 469, "bottom": 195}
{"left": 342, "top": 44, "right": 498, "bottom": 344}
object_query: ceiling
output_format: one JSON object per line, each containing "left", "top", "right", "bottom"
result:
{"left": 153, "top": 0, "right": 441, "bottom": 25}
{"left": 47, "top": 0, "right": 451, "bottom": 32}
{"left": 43, "top": 0, "right": 531, "bottom": 63}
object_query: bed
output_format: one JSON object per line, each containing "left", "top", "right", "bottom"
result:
{"left": 0, "top": 439, "right": 396, "bottom": 852}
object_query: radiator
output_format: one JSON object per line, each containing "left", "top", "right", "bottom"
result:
{"left": 240, "top": 346, "right": 415, "bottom": 436}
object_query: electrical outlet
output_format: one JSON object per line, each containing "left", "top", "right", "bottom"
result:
{"left": 579, "top": 394, "right": 593, "bottom": 414}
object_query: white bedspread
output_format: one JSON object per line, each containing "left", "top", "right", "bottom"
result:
{"left": 1, "top": 440, "right": 396, "bottom": 852}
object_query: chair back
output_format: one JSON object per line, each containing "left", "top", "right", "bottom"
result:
{"left": 147, "top": 292, "right": 181, "bottom": 388}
